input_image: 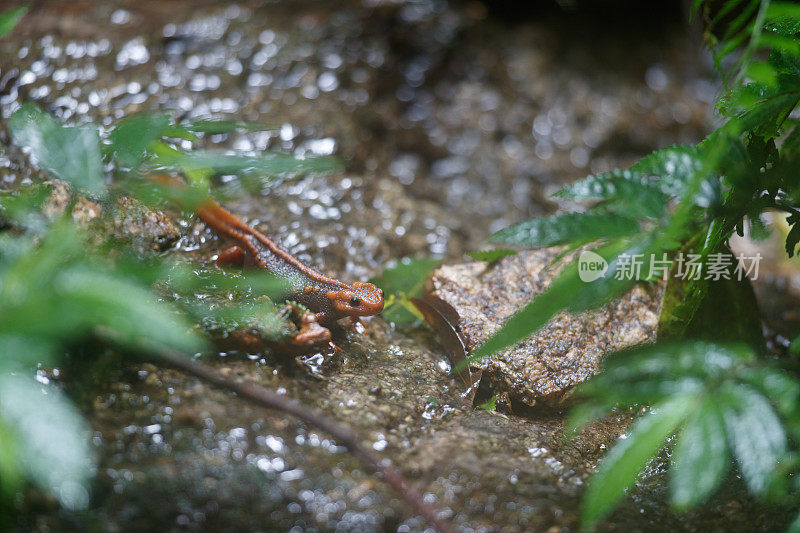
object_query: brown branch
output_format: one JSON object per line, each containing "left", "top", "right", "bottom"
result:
{"left": 154, "top": 350, "right": 454, "bottom": 533}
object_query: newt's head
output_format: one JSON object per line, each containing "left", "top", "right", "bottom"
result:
{"left": 328, "top": 281, "right": 385, "bottom": 317}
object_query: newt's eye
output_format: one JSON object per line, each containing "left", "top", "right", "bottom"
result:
{"left": 349, "top": 297, "right": 361, "bottom": 307}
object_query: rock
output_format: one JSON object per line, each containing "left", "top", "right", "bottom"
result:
{"left": 430, "top": 249, "right": 663, "bottom": 408}
{"left": 42, "top": 179, "right": 102, "bottom": 225}
{"left": 42, "top": 180, "right": 180, "bottom": 253}
{"left": 106, "top": 196, "right": 181, "bottom": 254}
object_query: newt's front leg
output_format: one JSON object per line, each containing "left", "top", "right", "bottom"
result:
{"left": 281, "top": 302, "right": 332, "bottom": 347}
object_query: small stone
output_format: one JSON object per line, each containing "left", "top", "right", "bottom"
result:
{"left": 430, "top": 249, "right": 663, "bottom": 407}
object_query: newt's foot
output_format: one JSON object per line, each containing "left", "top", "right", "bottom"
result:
{"left": 215, "top": 245, "right": 246, "bottom": 266}
{"left": 292, "top": 311, "right": 333, "bottom": 347}
{"left": 279, "top": 303, "right": 332, "bottom": 348}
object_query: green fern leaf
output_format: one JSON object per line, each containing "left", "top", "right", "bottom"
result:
{"left": 582, "top": 395, "right": 696, "bottom": 529}
{"left": 489, "top": 212, "right": 639, "bottom": 248}
{"left": 467, "top": 249, "right": 517, "bottom": 263}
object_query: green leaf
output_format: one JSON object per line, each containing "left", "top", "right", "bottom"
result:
{"left": 1, "top": 220, "right": 84, "bottom": 297}
{"left": 554, "top": 170, "right": 667, "bottom": 219}
{"left": 767, "top": 2, "right": 800, "bottom": 21}
{"left": 53, "top": 266, "right": 207, "bottom": 355}
{"left": 689, "top": 0, "right": 703, "bottom": 20}
{"left": 0, "top": 184, "right": 51, "bottom": 234}
{"left": 109, "top": 113, "right": 170, "bottom": 168}
{"left": 735, "top": 93, "right": 799, "bottom": 135}
{"left": 748, "top": 211, "right": 771, "bottom": 241}
{"left": 758, "top": 32, "right": 800, "bottom": 56}
{"left": 742, "top": 367, "right": 800, "bottom": 426}
{"left": 154, "top": 148, "right": 341, "bottom": 176}
{"left": 721, "top": 0, "right": 760, "bottom": 44}
{"left": 602, "top": 342, "right": 752, "bottom": 381}
{"left": 0, "top": 374, "right": 93, "bottom": 510}
{"left": 370, "top": 257, "right": 441, "bottom": 299}
{"left": 670, "top": 398, "right": 730, "bottom": 509}
{"left": 689, "top": 275, "right": 764, "bottom": 350}
{"left": 380, "top": 293, "right": 425, "bottom": 327}
{"left": 476, "top": 396, "right": 497, "bottom": 411}
{"left": 163, "top": 262, "right": 289, "bottom": 299}
{"left": 8, "top": 104, "right": 104, "bottom": 193}
{"left": 115, "top": 174, "right": 211, "bottom": 212}
{"left": 570, "top": 342, "right": 753, "bottom": 418}
{"left": 721, "top": 383, "right": 787, "bottom": 496}
{"left": 0, "top": 222, "right": 207, "bottom": 356}
{"left": 745, "top": 61, "right": 778, "bottom": 87}
{"left": 0, "top": 5, "right": 27, "bottom": 39}
{"left": 630, "top": 145, "right": 704, "bottom": 194}
{"left": 489, "top": 212, "right": 639, "bottom": 248}
{"left": 659, "top": 244, "right": 764, "bottom": 351}
{"left": 176, "top": 119, "right": 277, "bottom": 134}
{"left": 0, "top": 418, "right": 21, "bottom": 498}
{"left": 0, "top": 335, "right": 56, "bottom": 370}
{"left": 467, "top": 249, "right": 517, "bottom": 263}
{"left": 582, "top": 395, "right": 695, "bottom": 529}
{"left": 789, "top": 511, "right": 800, "bottom": 533}
{"left": 370, "top": 257, "right": 440, "bottom": 327}
{"left": 657, "top": 264, "right": 708, "bottom": 341}
{"left": 782, "top": 124, "right": 800, "bottom": 155}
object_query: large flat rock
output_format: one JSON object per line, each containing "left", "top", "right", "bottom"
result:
{"left": 430, "top": 249, "right": 664, "bottom": 407}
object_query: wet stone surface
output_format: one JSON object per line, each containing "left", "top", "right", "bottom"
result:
{"left": 42, "top": 179, "right": 179, "bottom": 252}
{"left": 1, "top": 0, "right": 793, "bottom": 531}
{"left": 430, "top": 250, "right": 664, "bottom": 408}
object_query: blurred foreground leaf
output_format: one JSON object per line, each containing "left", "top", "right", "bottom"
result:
{"left": 8, "top": 104, "right": 103, "bottom": 193}
{"left": 175, "top": 119, "right": 278, "bottom": 134}
{"left": 670, "top": 398, "right": 729, "bottom": 509}
{"left": 0, "top": 5, "right": 26, "bottom": 39}
{"left": 0, "top": 375, "right": 92, "bottom": 510}
{"left": 109, "top": 113, "right": 171, "bottom": 168}
{"left": 0, "top": 218, "right": 212, "bottom": 507}
{"left": 582, "top": 395, "right": 695, "bottom": 528}
{"left": 571, "top": 341, "right": 797, "bottom": 528}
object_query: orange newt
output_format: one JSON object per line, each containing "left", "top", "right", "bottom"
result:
{"left": 196, "top": 199, "right": 384, "bottom": 344}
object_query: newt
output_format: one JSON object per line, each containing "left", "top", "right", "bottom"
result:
{"left": 195, "top": 198, "right": 384, "bottom": 345}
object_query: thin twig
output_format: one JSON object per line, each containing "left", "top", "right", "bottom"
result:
{"left": 154, "top": 350, "right": 454, "bottom": 533}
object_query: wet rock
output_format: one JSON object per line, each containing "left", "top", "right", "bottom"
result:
{"left": 42, "top": 180, "right": 179, "bottom": 252}
{"left": 42, "top": 179, "right": 102, "bottom": 225}
{"left": 105, "top": 196, "right": 180, "bottom": 253}
{"left": 430, "top": 249, "right": 663, "bottom": 407}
